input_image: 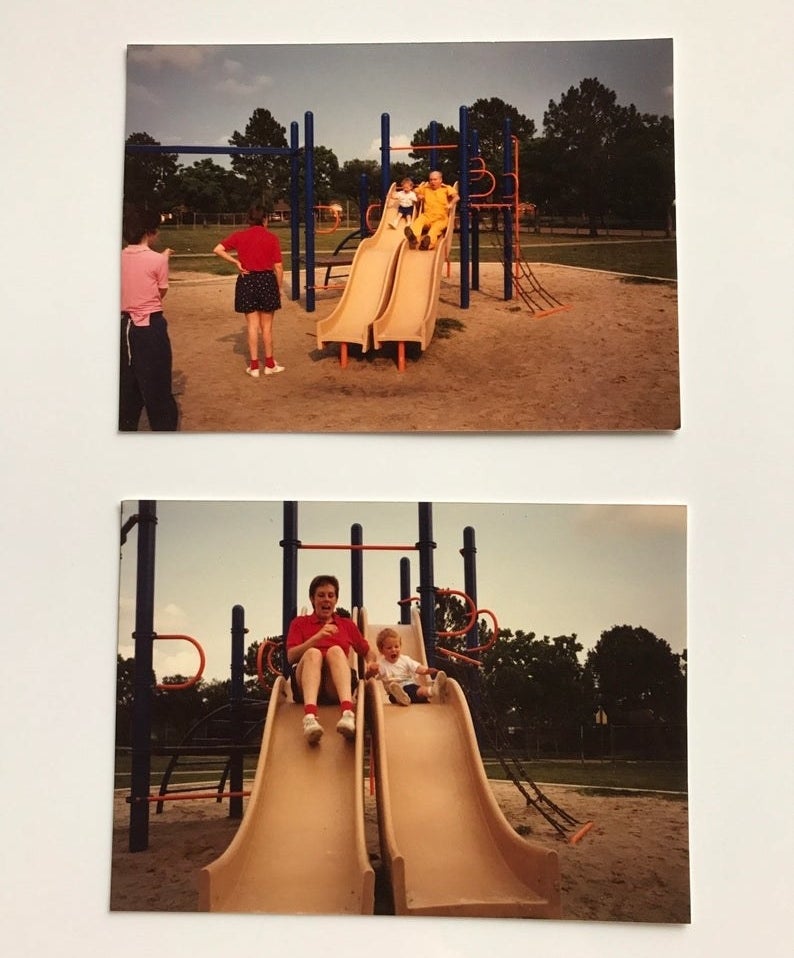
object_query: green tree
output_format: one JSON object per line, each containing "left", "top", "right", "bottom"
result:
{"left": 542, "top": 77, "right": 627, "bottom": 234}
{"left": 585, "top": 624, "right": 686, "bottom": 723}
{"left": 123, "top": 132, "right": 179, "bottom": 210}
{"left": 409, "top": 122, "right": 460, "bottom": 185}
{"left": 333, "top": 159, "right": 380, "bottom": 204}
{"left": 466, "top": 96, "right": 536, "bottom": 188}
{"left": 228, "top": 108, "right": 290, "bottom": 209}
{"left": 609, "top": 109, "right": 675, "bottom": 233}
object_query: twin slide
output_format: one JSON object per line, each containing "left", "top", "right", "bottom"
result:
{"left": 316, "top": 188, "right": 460, "bottom": 363}
{"left": 199, "top": 608, "right": 561, "bottom": 917}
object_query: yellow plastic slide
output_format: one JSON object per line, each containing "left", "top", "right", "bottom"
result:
{"left": 363, "top": 607, "right": 561, "bottom": 918}
{"left": 198, "top": 675, "right": 374, "bottom": 914}
{"left": 372, "top": 193, "right": 459, "bottom": 358}
{"left": 316, "top": 184, "right": 406, "bottom": 355}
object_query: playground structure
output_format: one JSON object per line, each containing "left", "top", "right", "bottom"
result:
{"left": 125, "top": 106, "right": 568, "bottom": 370}
{"left": 120, "top": 501, "right": 589, "bottom": 917}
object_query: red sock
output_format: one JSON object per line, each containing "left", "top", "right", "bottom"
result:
{"left": 265, "top": 356, "right": 275, "bottom": 368}
{"left": 250, "top": 358, "right": 259, "bottom": 370}
{"left": 304, "top": 704, "right": 318, "bottom": 717}
{"left": 340, "top": 700, "right": 353, "bottom": 714}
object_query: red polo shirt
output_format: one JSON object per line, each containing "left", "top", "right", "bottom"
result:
{"left": 219, "top": 225, "right": 282, "bottom": 271}
{"left": 286, "top": 613, "right": 370, "bottom": 658}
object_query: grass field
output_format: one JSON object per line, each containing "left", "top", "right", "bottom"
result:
{"left": 114, "top": 751, "right": 687, "bottom": 794}
{"left": 158, "top": 224, "right": 678, "bottom": 280}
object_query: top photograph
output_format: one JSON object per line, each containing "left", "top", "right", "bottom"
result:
{"left": 120, "top": 40, "right": 678, "bottom": 433}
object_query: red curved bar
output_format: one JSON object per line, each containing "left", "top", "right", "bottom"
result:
{"left": 155, "top": 634, "right": 206, "bottom": 690}
{"left": 314, "top": 205, "right": 341, "bottom": 235}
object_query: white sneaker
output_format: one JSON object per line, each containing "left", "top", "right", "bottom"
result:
{"left": 432, "top": 671, "right": 448, "bottom": 703}
{"left": 302, "top": 713, "right": 323, "bottom": 744}
{"left": 264, "top": 362, "right": 285, "bottom": 375}
{"left": 387, "top": 681, "right": 411, "bottom": 706}
{"left": 336, "top": 709, "right": 356, "bottom": 740}
{"left": 245, "top": 365, "right": 260, "bottom": 379}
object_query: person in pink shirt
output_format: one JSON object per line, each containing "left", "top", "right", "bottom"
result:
{"left": 213, "top": 205, "right": 285, "bottom": 379}
{"left": 120, "top": 207, "right": 178, "bottom": 431}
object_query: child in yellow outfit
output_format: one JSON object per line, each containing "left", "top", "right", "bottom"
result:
{"left": 405, "top": 170, "right": 458, "bottom": 250}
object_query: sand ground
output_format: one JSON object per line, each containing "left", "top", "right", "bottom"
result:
{"left": 109, "top": 779, "right": 690, "bottom": 923}
{"left": 152, "top": 263, "right": 679, "bottom": 432}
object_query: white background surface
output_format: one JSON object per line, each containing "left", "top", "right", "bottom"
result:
{"left": 1, "top": 2, "right": 791, "bottom": 955}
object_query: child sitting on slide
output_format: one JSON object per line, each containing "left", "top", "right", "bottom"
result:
{"left": 389, "top": 177, "right": 418, "bottom": 229}
{"left": 375, "top": 627, "right": 448, "bottom": 705}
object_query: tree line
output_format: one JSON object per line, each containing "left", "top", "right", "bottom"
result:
{"left": 124, "top": 79, "right": 675, "bottom": 236}
{"left": 115, "top": 600, "right": 686, "bottom": 755}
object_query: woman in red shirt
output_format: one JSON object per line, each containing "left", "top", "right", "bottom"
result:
{"left": 214, "top": 205, "right": 285, "bottom": 379}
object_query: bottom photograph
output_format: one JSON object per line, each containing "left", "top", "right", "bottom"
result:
{"left": 113, "top": 499, "right": 689, "bottom": 922}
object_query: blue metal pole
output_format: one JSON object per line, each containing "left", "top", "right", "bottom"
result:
{"left": 503, "top": 118, "right": 513, "bottom": 301}
{"left": 429, "top": 120, "right": 439, "bottom": 173}
{"left": 461, "top": 527, "right": 478, "bottom": 649}
{"left": 458, "top": 106, "right": 470, "bottom": 309}
{"left": 229, "top": 604, "right": 246, "bottom": 820}
{"left": 399, "top": 557, "right": 412, "bottom": 625}
{"left": 281, "top": 502, "right": 300, "bottom": 676}
{"left": 417, "top": 503, "right": 437, "bottom": 665}
{"left": 129, "top": 500, "right": 157, "bottom": 852}
{"left": 304, "top": 112, "right": 315, "bottom": 313}
{"left": 381, "top": 113, "right": 391, "bottom": 202}
{"left": 289, "top": 121, "right": 301, "bottom": 302}
{"left": 351, "top": 523, "right": 364, "bottom": 612}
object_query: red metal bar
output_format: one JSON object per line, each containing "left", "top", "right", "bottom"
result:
{"left": 299, "top": 543, "right": 418, "bottom": 551}
{"left": 154, "top": 634, "right": 206, "bottom": 691}
{"left": 130, "top": 791, "right": 251, "bottom": 803}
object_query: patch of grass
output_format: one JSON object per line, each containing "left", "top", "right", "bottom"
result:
{"left": 436, "top": 317, "right": 466, "bottom": 338}
{"left": 483, "top": 759, "right": 687, "bottom": 793}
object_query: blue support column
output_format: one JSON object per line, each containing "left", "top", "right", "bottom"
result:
{"left": 304, "top": 112, "right": 315, "bottom": 312}
{"left": 381, "top": 113, "right": 391, "bottom": 202}
{"left": 458, "top": 106, "right": 470, "bottom": 309}
{"left": 229, "top": 604, "right": 246, "bottom": 820}
{"left": 399, "top": 557, "right": 412, "bottom": 625}
{"left": 129, "top": 500, "right": 157, "bottom": 852}
{"left": 351, "top": 523, "right": 364, "bottom": 612}
{"left": 289, "top": 121, "right": 301, "bottom": 302}
{"left": 417, "top": 503, "right": 437, "bottom": 665}
{"left": 281, "top": 502, "right": 300, "bottom": 676}
{"left": 503, "top": 118, "right": 513, "bottom": 301}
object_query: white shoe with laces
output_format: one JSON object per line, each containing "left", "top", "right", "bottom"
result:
{"left": 387, "top": 681, "right": 411, "bottom": 706}
{"left": 264, "top": 362, "right": 285, "bottom": 375}
{"left": 245, "top": 365, "right": 260, "bottom": 379}
{"left": 432, "top": 671, "right": 448, "bottom": 702}
{"left": 302, "top": 713, "right": 323, "bottom": 744}
{"left": 336, "top": 709, "right": 356, "bottom": 740}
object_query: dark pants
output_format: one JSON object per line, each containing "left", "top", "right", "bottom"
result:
{"left": 119, "top": 312, "right": 179, "bottom": 431}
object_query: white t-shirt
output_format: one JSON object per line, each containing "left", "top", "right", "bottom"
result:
{"left": 378, "top": 653, "right": 424, "bottom": 686}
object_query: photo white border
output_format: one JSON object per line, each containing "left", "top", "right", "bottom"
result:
{"left": 2, "top": 1, "right": 791, "bottom": 955}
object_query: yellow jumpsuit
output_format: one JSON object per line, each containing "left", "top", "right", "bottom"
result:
{"left": 409, "top": 183, "right": 458, "bottom": 249}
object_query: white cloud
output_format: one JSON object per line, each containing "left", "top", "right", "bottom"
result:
{"left": 127, "top": 45, "right": 211, "bottom": 72}
{"left": 367, "top": 133, "right": 411, "bottom": 159}
{"left": 215, "top": 74, "right": 274, "bottom": 97}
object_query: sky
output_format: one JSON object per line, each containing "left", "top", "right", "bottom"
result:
{"left": 117, "top": 499, "right": 686, "bottom": 682}
{"left": 124, "top": 40, "right": 673, "bottom": 168}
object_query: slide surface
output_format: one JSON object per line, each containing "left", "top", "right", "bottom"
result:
{"left": 372, "top": 194, "right": 459, "bottom": 353}
{"left": 363, "top": 608, "right": 561, "bottom": 918}
{"left": 198, "top": 676, "right": 374, "bottom": 914}
{"left": 316, "top": 184, "right": 405, "bottom": 352}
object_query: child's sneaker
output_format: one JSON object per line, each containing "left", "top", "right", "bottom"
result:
{"left": 264, "top": 362, "right": 285, "bottom": 376}
{"left": 302, "top": 713, "right": 323, "bottom": 744}
{"left": 387, "top": 681, "right": 411, "bottom": 706}
{"left": 245, "top": 365, "right": 260, "bottom": 379}
{"left": 336, "top": 709, "right": 356, "bottom": 740}
{"left": 432, "top": 671, "right": 448, "bottom": 702}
